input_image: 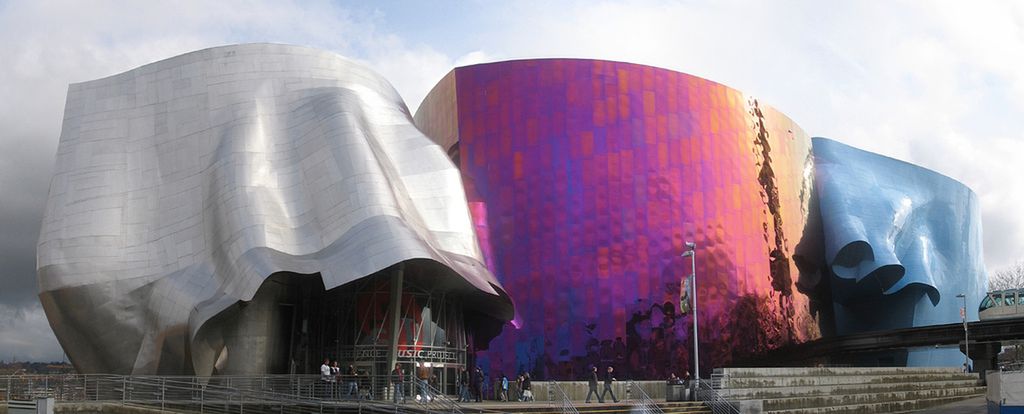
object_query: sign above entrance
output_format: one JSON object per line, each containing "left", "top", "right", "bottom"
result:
{"left": 341, "top": 347, "right": 460, "bottom": 363}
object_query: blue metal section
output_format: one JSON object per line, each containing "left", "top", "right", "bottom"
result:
{"left": 812, "top": 137, "right": 988, "bottom": 366}
{"left": 990, "top": 402, "right": 1024, "bottom": 414}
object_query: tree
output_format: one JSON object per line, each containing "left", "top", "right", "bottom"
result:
{"left": 989, "top": 260, "right": 1024, "bottom": 292}
{"left": 988, "top": 260, "right": 1024, "bottom": 368}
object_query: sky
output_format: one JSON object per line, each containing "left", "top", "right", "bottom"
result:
{"left": 1, "top": 0, "right": 1022, "bottom": 362}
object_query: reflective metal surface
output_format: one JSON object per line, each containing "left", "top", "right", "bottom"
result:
{"left": 810, "top": 137, "right": 988, "bottom": 365}
{"left": 415, "top": 59, "right": 822, "bottom": 379}
{"left": 37, "top": 44, "right": 511, "bottom": 375}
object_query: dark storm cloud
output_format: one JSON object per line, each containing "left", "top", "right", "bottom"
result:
{"left": 2, "top": 1, "right": 1023, "bottom": 363}
{"left": 0, "top": 0, "right": 421, "bottom": 362}
{"left": 0, "top": 163, "right": 49, "bottom": 308}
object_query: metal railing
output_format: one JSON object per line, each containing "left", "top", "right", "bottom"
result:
{"left": 1, "top": 374, "right": 470, "bottom": 414}
{"left": 411, "top": 378, "right": 462, "bottom": 413}
{"left": 545, "top": 381, "right": 579, "bottom": 414}
{"left": 3, "top": 374, "right": 325, "bottom": 413}
{"left": 626, "top": 380, "right": 665, "bottom": 414}
{"left": 694, "top": 379, "right": 739, "bottom": 414}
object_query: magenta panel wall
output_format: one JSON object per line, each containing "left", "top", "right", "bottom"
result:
{"left": 415, "top": 59, "right": 821, "bottom": 379}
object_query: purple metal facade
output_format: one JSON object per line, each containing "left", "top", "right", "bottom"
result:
{"left": 415, "top": 59, "right": 822, "bottom": 380}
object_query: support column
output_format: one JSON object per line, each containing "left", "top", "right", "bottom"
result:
{"left": 964, "top": 341, "right": 1001, "bottom": 382}
{"left": 387, "top": 263, "right": 405, "bottom": 375}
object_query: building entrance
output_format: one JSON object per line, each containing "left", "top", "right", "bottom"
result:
{"left": 218, "top": 262, "right": 471, "bottom": 396}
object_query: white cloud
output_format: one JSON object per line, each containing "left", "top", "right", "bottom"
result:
{"left": 0, "top": 0, "right": 462, "bottom": 361}
{"left": 1, "top": 0, "right": 1022, "bottom": 361}
{"left": 454, "top": 50, "right": 494, "bottom": 67}
{"left": 355, "top": 34, "right": 454, "bottom": 113}
{"left": 456, "top": 0, "right": 1024, "bottom": 273}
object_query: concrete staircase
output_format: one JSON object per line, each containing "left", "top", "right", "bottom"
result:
{"left": 479, "top": 401, "right": 711, "bottom": 414}
{"left": 714, "top": 367, "right": 985, "bottom": 413}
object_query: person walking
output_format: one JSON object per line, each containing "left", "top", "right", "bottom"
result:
{"left": 391, "top": 363, "right": 406, "bottom": 404}
{"left": 682, "top": 370, "right": 692, "bottom": 401}
{"left": 522, "top": 373, "right": 533, "bottom": 402}
{"left": 500, "top": 375, "right": 509, "bottom": 401}
{"left": 585, "top": 366, "right": 603, "bottom": 403}
{"left": 330, "top": 361, "right": 340, "bottom": 398}
{"left": 474, "top": 366, "right": 484, "bottom": 402}
{"left": 601, "top": 365, "right": 619, "bottom": 403}
{"left": 345, "top": 365, "right": 358, "bottom": 399}
{"left": 417, "top": 373, "right": 430, "bottom": 403}
{"left": 320, "top": 359, "right": 331, "bottom": 381}
{"left": 458, "top": 367, "right": 471, "bottom": 402}
{"left": 319, "top": 359, "right": 331, "bottom": 398}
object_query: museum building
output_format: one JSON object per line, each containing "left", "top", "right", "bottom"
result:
{"left": 37, "top": 44, "right": 988, "bottom": 381}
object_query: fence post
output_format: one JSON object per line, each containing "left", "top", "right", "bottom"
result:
{"left": 122, "top": 376, "right": 127, "bottom": 406}
{"left": 161, "top": 377, "right": 166, "bottom": 411}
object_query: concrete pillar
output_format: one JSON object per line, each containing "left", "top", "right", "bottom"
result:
{"left": 387, "top": 263, "right": 405, "bottom": 374}
{"left": 963, "top": 341, "right": 1000, "bottom": 381}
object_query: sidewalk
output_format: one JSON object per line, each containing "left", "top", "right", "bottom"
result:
{"left": 915, "top": 396, "right": 986, "bottom": 414}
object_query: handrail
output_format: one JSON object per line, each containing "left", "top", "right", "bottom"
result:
{"left": 627, "top": 380, "right": 665, "bottom": 414}
{"left": 546, "top": 381, "right": 579, "bottom": 414}
{"left": 0, "top": 374, "right": 423, "bottom": 414}
{"left": 8, "top": 375, "right": 713, "bottom": 414}
{"left": 694, "top": 379, "right": 740, "bottom": 414}
{"left": 414, "top": 377, "right": 462, "bottom": 414}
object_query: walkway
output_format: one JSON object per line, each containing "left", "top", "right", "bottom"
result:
{"left": 915, "top": 395, "right": 986, "bottom": 414}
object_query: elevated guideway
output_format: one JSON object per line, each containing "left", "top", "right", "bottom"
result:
{"left": 746, "top": 317, "right": 1024, "bottom": 373}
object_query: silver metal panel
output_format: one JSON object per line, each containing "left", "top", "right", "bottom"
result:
{"left": 37, "top": 43, "right": 511, "bottom": 375}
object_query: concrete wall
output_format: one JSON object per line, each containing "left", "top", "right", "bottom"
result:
{"left": 532, "top": 381, "right": 667, "bottom": 402}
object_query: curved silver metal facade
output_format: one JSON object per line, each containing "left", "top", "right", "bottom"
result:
{"left": 37, "top": 44, "right": 511, "bottom": 375}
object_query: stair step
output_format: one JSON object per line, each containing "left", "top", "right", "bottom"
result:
{"left": 473, "top": 401, "right": 711, "bottom": 414}
{"left": 762, "top": 387, "right": 985, "bottom": 411}
{"left": 719, "top": 379, "right": 982, "bottom": 399}
{"left": 717, "top": 367, "right": 967, "bottom": 378}
{"left": 720, "top": 373, "right": 980, "bottom": 388}
{"left": 765, "top": 392, "right": 985, "bottom": 414}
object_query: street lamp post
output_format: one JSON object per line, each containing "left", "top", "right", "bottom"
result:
{"left": 956, "top": 293, "right": 969, "bottom": 372}
{"left": 682, "top": 242, "right": 697, "bottom": 380}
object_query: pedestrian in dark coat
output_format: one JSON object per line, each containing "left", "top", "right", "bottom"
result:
{"left": 601, "top": 366, "right": 619, "bottom": 403}
{"left": 585, "top": 366, "right": 603, "bottom": 403}
{"left": 474, "top": 366, "right": 485, "bottom": 402}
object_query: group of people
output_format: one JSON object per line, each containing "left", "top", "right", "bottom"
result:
{"left": 319, "top": 359, "right": 365, "bottom": 399}
{"left": 585, "top": 365, "right": 620, "bottom": 403}
{"left": 453, "top": 367, "right": 538, "bottom": 403}
{"left": 497, "top": 372, "right": 535, "bottom": 402}
{"left": 456, "top": 366, "right": 483, "bottom": 402}
{"left": 457, "top": 366, "right": 538, "bottom": 402}
{"left": 318, "top": 359, "right": 541, "bottom": 404}
{"left": 666, "top": 371, "right": 691, "bottom": 386}
{"left": 387, "top": 362, "right": 442, "bottom": 404}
